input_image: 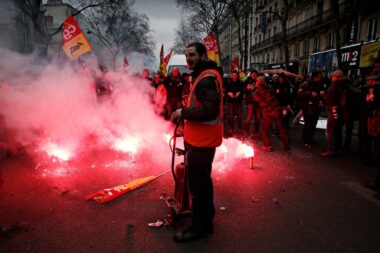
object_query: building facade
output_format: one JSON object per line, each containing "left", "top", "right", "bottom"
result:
{"left": 220, "top": 0, "right": 380, "bottom": 76}
{"left": 43, "top": 0, "right": 88, "bottom": 59}
{"left": 0, "top": 0, "right": 42, "bottom": 54}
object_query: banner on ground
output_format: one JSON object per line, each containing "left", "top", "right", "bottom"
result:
{"left": 86, "top": 176, "right": 157, "bottom": 204}
{"left": 203, "top": 34, "right": 221, "bottom": 67}
{"left": 62, "top": 16, "right": 92, "bottom": 60}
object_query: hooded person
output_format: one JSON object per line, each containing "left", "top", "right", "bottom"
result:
{"left": 253, "top": 76, "right": 290, "bottom": 151}
{"left": 321, "top": 69, "right": 348, "bottom": 157}
{"left": 243, "top": 69, "right": 261, "bottom": 136}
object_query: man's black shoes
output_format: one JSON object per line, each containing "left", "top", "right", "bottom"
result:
{"left": 173, "top": 224, "right": 213, "bottom": 243}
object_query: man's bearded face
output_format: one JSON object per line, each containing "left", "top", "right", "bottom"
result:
{"left": 185, "top": 46, "right": 201, "bottom": 70}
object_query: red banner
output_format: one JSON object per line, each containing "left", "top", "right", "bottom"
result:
{"left": 231, "top": 56, "right": 240, "bottom": 72}
{"left": 62, "top": 16, "right": 92, "bottom": 60}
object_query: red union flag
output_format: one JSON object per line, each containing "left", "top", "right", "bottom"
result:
{"left": 62, "top": 16, "right": 92, "bottom": 60}
{"left": 160, "top": 49, "right": 173, "bottom": 77}
{"left": 231, "top": 56, "right": 240, "bottom": 72}
{"left": 203, "top": 34, "right": 221, "bottom": 66}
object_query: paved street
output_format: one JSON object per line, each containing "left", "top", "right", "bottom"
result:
{"left": 1, "top": 125, "right": 380, "bottom": 253}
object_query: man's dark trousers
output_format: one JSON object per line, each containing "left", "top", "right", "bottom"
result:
{"left": 184, "top": 142, "right": 216, "bottom": 229}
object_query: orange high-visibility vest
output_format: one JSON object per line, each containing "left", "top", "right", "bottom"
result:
{"left": 184, "top": 69, "right": 224, "bottom": 147}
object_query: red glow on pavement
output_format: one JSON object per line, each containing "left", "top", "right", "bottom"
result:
{"left": 238, "top": 143, "right": 254, "bottom": 158}
{"left": 213, "top": 138, "right": 255, "bottom": 172}
{"left": 112, "top": 136, "right": 140, "bottom": 154}
{"left": 41, "top": 142, "right": 72, "bottom": 161}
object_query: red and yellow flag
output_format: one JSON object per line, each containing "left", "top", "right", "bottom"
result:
{"left": 160, "top": 50, "right": 173, "bottom": 77}
{"left": 203, "top": 34, "right": 221, "bottom": 67}
{"left": 62, "top": 16, "right": 92, "bottom": 60}
{"left": 86, "top": 176, "right": 157, "bottom": 204}
{"left": 231, "top": 56, "right": 240, "bottom": 72}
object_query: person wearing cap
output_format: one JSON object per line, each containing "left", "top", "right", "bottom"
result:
{"left": 243, "top": 70, "right": 261, "bottom": 137}
{"left": 151, "top": 74, "right": 167, "bottom": 117}
{"left": 164, "top": 67, "right": 183, "bottom": 120}
{"left": 298, "top": 72, "right": 325, "bottom": 147}
{"left": 321, "top": 69, "right": 348, "bottom": 157}
{"left": 271, "top": 73, "right": 293, "bottom": 130}
{"left": 362, "top": 73, "right": 380, "bottom": 195}
{"left": 225, "top": 71, "right": 244, "bottom": 137}
{"left": 253, "top": 76, "right": 290, "bottom": 151}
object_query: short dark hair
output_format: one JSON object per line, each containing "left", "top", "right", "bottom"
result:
{"left": 186, "top": 42, "right": 207, "bottom": 57}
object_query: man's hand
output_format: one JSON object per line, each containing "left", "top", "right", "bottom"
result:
{"left": 170, "top": 108, "right": 183, "bottom": 121}
{"left": 227, "top": 92, "right": 234, "bottom": 98}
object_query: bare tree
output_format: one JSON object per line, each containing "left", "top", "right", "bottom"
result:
{"left": 70, "top": 0, "right": 155, "bottom": 69}
{"left": 172, "top": 16, "right": 204, "bottom": 54}
{"left": 226, "top": 0, "right": 254, "bottom": 69}
{"left": 255, "top": 0, "right": 290, "bottom": 70}
{"left": 176, "top": 0, "right": 229, "bottom": 57}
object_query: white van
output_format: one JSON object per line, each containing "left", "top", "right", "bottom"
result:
{"left": 167, "top": 54, "right": 190, "bottom": 75}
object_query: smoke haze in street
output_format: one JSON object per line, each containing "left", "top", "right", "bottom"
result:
{"left": 0, "top": 48, "right": 172, "bottom": 166}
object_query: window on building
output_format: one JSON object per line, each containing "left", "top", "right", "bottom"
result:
{"left": 368, "top": 17, "right": 378, "bottom": 41}
{"left": 273, "top": 26, "right": 277, "bottom": 35}
{"left": 314, "top": 36, "right": 320, "bottom": 52}
{"left": 304, "top": 39, "right": 309, "bottom": 55}
{"left": 288, "top": 47, "right": 292, "bottom": 59}
{"left": 297, "top": 13, "right": 302, "bottom": 24}
{"left": 274, "top": 2, "right": 278, "bottom": 20}
{"left": 306, "top": 5, "right": 312, "bottom": 19}
{"left": 259, "top": 34, "right": 262, "bottom": 42}
{"left": 268, "top": 7, "right": 272, "bottom": 22}
{"left": 327, "top": 32, "right": 334, "bottom": 49}
{"left": 295, "top": 42, "right": 299, "bottom": 57}
{"left": 268, "top": 29, "right": 271, "bottom": 37}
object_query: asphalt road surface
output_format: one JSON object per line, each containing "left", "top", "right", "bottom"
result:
{"left": 1, "top": 125, "right": 379, "bottom": 253}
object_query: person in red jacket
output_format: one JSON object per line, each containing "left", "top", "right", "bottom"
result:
{"left": 253, "top": 76, "right": 290, "bottom": 151}
{"left": 170, "top": 42, "right": 223, "bottom": 242}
